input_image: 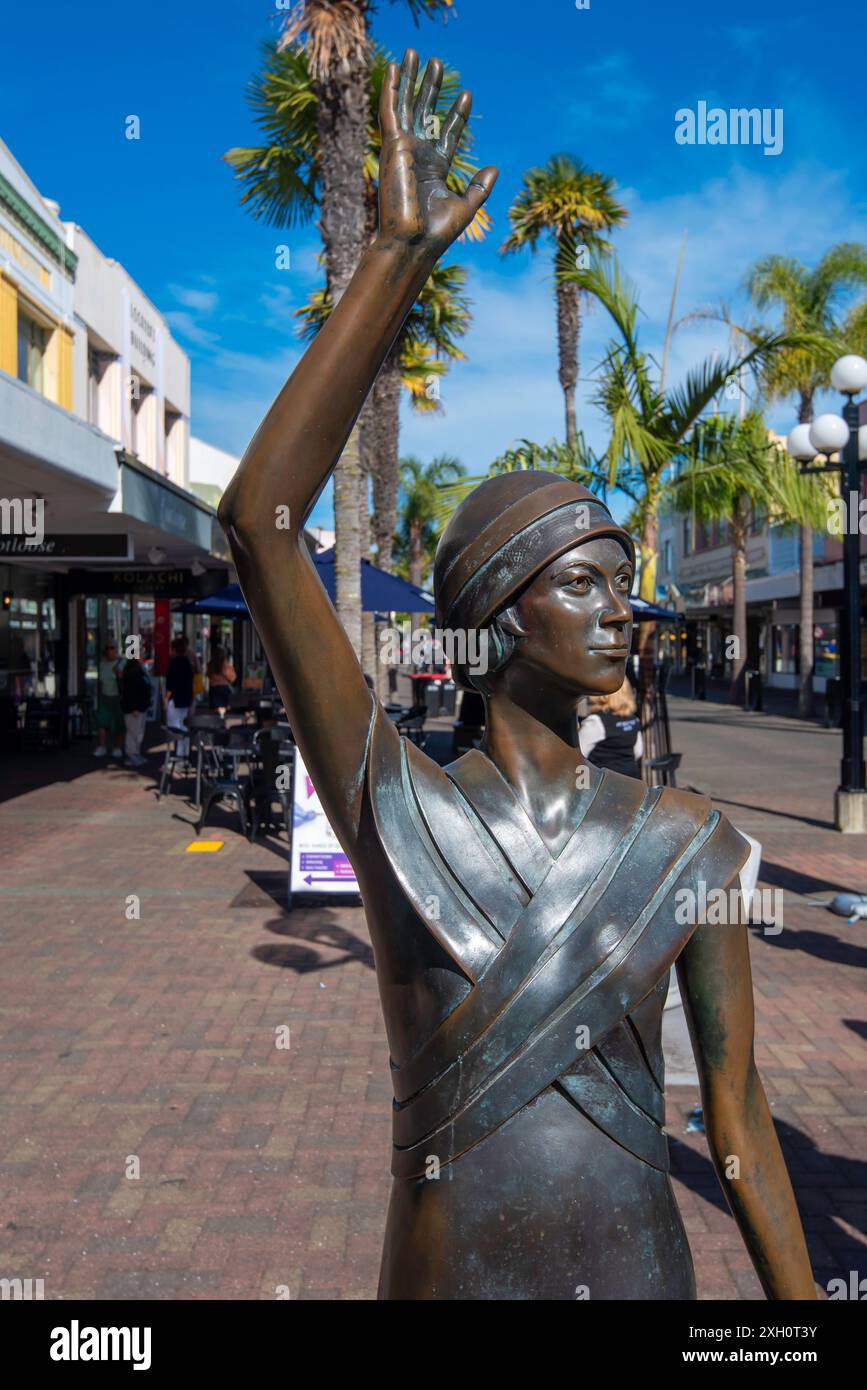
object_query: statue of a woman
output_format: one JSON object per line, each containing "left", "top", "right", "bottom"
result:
{"left": 220, "top": 49, "right": 815, "bottom": 1300}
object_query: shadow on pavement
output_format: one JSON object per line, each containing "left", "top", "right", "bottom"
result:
{"left": 756, "top": 924, "right": 867, "bottom": 970}
{"left": 707, "top": 795, "right": 836, "bottom": 832}
{"left": 252, "top": 907, "right": 375, "bottom": 973}
{"left": 669, "top": 1116, "right": 867, "bottom": 1288}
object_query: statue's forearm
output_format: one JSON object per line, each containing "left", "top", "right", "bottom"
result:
{"left": 705, "top": 1069, "right": 817, "bottom": 1299}
{"left": 220, "top": 236, "right": 435, "bottom": 538}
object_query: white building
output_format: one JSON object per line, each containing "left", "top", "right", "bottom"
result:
{"left": 0, "top": 136, "right": 227, "bottom": 707}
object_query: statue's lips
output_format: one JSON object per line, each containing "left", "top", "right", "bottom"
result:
{"left": 588, "top": 646, "right": 629, "bottom": 654}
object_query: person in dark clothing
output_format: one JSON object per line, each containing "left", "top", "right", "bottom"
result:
{"left": 121, "top": 658, "right": 152, "bottom": 765}
{"left": 165, "top": 635, "right": 194, "bottom": 755}
{"left": 579, "top": 678, "right": 644, "bottom": 779}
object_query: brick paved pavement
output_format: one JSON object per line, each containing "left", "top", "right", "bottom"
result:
{"left": 0, "top": 698, "right": 864, "bottom": 1300}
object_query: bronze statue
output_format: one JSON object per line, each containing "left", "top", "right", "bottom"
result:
{"left": 220, "top": 49, "right": 816, "bottom": 1300}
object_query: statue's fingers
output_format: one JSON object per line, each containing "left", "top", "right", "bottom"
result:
{"left": 438, "top": 90, "right": 472, "bottom": 161}
{"left": 397, "top": 49, "right": 418, "bottom": 132}
{"left": 379, "top": 61, "right": 400, "bottom": 137}
{"left": 413, "top": 57, "right": 443, "bottom": 137}
{"left": 462, "top": 165, "right": 499, "bottom": 217}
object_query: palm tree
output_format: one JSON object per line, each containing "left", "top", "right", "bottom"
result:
{"left": 395, "top": 454, "right": 465, "bottom": 587}
{"left": 746, "top": 244, "right": 867, "bottom": 716}
{"left": 295, "top": 262, "right": 473, "bottom": 569}
{"left": 500, "top": 156, "right": 628, "bottom": 448}
{"left": 224, "top": 7, "right": 459, "bottom": 656}
{"left": 670, "top": 413, "right": 829, "bottom": 703}
{"left": 562, "top": 253, "right": 791, "bottom": 595}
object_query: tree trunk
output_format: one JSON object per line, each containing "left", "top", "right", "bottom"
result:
{"left": 556, "top": 275, "right": 580, "bottom": 449}
{"left": 636, "top": 498, "right": 658, "bottom": 772}
{"left": 729, "top": 506, "right": 748, "bottom": 704}
{"left": 797, "top": 393, "right": 814, "bottom": 719}
{"left": 637, "top": 497, "right": 658, "bottom": 686}
{"left": 314, "top": 34, "right": 369, "bottom": 660}
{"left": 408, "top": 522, "right": 423, "bottom": 589}
{"left": 370, "top": 348, "right": 402, "bottom": 572}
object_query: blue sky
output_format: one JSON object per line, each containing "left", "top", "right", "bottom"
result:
{"left": 4, "top": 0, "right": 866, "bottom": 529}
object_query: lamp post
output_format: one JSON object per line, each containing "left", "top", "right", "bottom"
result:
{"left": 788, "top": 354, "right": 867, "bottom": 833}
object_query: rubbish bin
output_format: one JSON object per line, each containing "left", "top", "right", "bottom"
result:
{"left": 744, "top": 668, "right": 763, "bottom": 712}
{"left": 424, "top": 681, "right": 442, "bottom": 717}
{"left": 441, "top": 680, "right": 457, "bottom": 716}
{"left": 691, "top": 665, "right": 706, "bottom": 700}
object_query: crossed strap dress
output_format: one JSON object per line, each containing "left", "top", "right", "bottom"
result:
{"left": 350, "top": 704, "right": 750, "bottom": 1299}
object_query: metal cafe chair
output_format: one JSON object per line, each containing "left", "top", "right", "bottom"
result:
{"left": 249, "top": 728, "right": 296, "bottom": 840}
{"left": 157, "top": 725, "right": 191, "bottom": 800}
{"left": 394, "top": 702, "right": 427, "bottom": 749}
{"left": 22, "top": 698, "right": 64, "bottom": 751}
{"left": 196, "top": 726, "right": 258, "bottom": 839}
{"left": 186, "top": 712, "right": 226, "bottom": 810}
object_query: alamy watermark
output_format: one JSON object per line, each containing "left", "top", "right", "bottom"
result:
{"left": 828, "top": 491, "right": 867, "bottom": 536}
{"left": 675, "top": 101, "right": 783, "bottom": 157}
{"left": 379, "top": 622, "right": 490, "bottom": 677}
{"left": 0, "top": 497, "right": 45, "bottom": 548}
{"left": 674, "top": 883, "right": 783, "bottom": 935}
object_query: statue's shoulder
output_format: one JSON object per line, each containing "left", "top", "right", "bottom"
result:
{"left": 652, "top": 780, "right": 750, "bottom": 884}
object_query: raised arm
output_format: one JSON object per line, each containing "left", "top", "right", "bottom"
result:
{"left": 676, "top": 913, "right": 817, "bottom": 1299}
{"left": 218, "top": 49, "right": 496, "bottom": 852}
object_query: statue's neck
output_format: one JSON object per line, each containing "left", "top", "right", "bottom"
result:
{"left": 482, "top": 690, "right": 594, "bottom": 855}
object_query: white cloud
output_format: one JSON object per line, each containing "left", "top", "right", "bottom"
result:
{"left": 169, "top": 285, "right": 219, "bottom": 314}
{"left": 164, "top": 309, "right": 220, "bottom": 350}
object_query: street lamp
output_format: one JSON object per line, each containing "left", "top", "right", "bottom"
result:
{"left": 787, "top": 354, "right": 867, "bottom": 833}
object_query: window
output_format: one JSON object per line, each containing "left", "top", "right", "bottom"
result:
{"left": 682, "top": 516, "right": 692, "bottom": 555}
{"left": 17, "top": 310, "right": 47, "bottom": 392}
{"left": 88, "top": 347, "right": 112, "bottom": 427}
{"left": 663, "top": 539, "right": 673, "bottom": 575}
{"left": 771, "top": 624, "right": 799, "bottom": 675}
{"left": 813, "top": 624, "right": 839, "bottom": 680}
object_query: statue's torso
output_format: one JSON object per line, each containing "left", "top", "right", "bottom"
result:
{"left": 349, "top": 708, "right": 748, "bottom": 1299}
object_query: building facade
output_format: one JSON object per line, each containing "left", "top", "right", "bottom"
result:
{"left": 658, "top": 427, "right": 867, "bottom": 696}
{"left": 0, "top": 137, "right": 227, "bottom": 715}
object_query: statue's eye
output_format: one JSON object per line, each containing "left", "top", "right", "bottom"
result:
{"left": 570, "top": 575, "right": 592, "bottom": 593}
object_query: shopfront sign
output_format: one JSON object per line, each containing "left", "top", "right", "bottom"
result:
{"left": 0, "top": 533, "right": 132, "bottom": 561}
{"left": 289, "top": 750, "right": 359, "bottom": 898}
{"left": 66, "top": 567, "right": 229, "bottom": 597}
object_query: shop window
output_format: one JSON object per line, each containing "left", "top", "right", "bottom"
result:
{"left": 771, "top": 624, "right": 799, "bottom": 675}
{"left": 17, "top": 310, "right": 47, "bottom": 393}
{"left": 813, "top": 624, "right": 839, "bottom": 680}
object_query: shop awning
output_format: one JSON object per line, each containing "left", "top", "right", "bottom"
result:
{"left": 182, "top": 550, "right": 435, "bottom": 616}
{"left": 630, "top": 596, "right": 680, "bottom": 621}
{"left": 185, "top": 568, "right": 676, "bottom": 623}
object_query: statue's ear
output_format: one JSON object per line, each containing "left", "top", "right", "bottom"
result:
{"left": 495, "top": 604, "right": 526, "bottom": 639}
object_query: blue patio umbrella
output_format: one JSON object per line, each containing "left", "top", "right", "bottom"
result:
{"left": 630, "top": 596, "right": 680, "bottom": 621}
{"left": 182, "top": 549, "right": 434, "bottom": 616}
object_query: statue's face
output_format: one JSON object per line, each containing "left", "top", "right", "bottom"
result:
{"left": 505, "top": 536, "right": 634, "bottom": 696}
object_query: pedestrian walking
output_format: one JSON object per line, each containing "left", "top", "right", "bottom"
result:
{"left": 165, "top": 635, "right": 194, "bottom": 757}
{"left": 579, "top": 678, "right": 644, "bottom": 779}
{"left": 94, "top": 641, "right": 124, "bottom": 759}
{"left": 121, "top": 657, "right": 151, "bottom": 766}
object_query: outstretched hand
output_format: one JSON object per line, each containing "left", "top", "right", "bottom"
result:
{"left": 378, "top": 48, "right": 498, "bottom": 256}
